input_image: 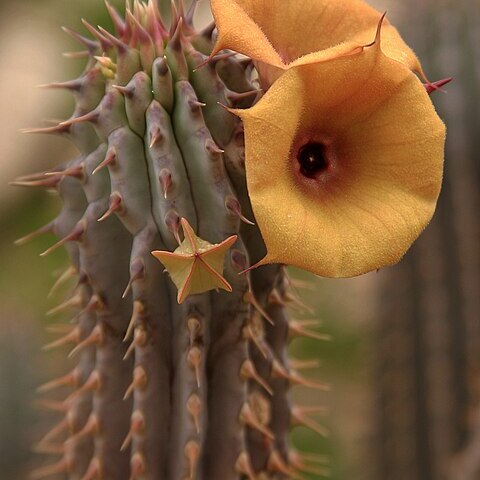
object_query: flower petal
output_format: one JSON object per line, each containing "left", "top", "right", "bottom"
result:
{"left": 211, "top": 0, "right": 424, "bottom": 86}
{"left": 235, "top": 43, "right": 445, "bottom": 277}
{"left": 210, "top": 0, "right": 285, "bottom": 67}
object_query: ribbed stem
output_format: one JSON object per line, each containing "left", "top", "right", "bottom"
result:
{"left": 26, "top": 5, "right": 327, "bottom": 479}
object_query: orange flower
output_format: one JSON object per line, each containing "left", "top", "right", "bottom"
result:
{"left": 228, "top": 34, "right": 445, "bottom": 277}
{"left": 211, "top": 0, "right": 426, "bottom": 87}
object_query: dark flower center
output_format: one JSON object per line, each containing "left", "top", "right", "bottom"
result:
{"left": 298, "top": 143, "right": 329, "bottom": 178}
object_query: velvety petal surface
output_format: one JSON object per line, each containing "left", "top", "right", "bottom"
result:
{"left": 234, "top": 43, "right": 445, "bottom": 277}
{"left": 211, "top": 0, "right": 424, "bottom": 86}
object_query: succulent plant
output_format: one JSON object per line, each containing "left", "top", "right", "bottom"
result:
{"left": 14, "top": 0, "right": 445, "bottom": 479}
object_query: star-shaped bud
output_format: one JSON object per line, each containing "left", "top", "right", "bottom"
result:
{"left": 152, "top": 218, "right": 237, "bottom": 303}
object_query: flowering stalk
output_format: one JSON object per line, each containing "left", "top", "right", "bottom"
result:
{"left": 15, "top": 0, "right": 445, "bottom": 479}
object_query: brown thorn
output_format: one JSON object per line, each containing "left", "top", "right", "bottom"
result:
{"left": 155, "top": 56, "right": 169, "bottom": 76}
{"left": 205, "top": 138, "right": 224, "bottom": 155}
{"left": 38, "top": 418, "right": 69, "bottom": 445}
{"left": 289, "top": 370, "right": 331, "bottom": 391}
{"left": 124, "top": 300, "right": 145, "bottom": 342}
{"left": 289, "top": 277, "right": 316, "bottom": 291}
{"left": 289, "top": 358, "right": 321, "bottom": 370}
{"left": 15, "top": 222, "right": 53, "bottom": 246}
{"left": 120, "top": 430, "right": 133, "bottom": 452}
{"left": 48, "top": 266, "right": 77, "bottom": 299}
{"left": 37, "top": 370, "right": 78, "bottom": 394}
{"left": 69, "top": 414, "right": 99, "bottom": 443}
{"left": 289, "top": 321, "right": 332, "bottom": 342}
{"left": 121, "top": 410, "right": 145, "bottom": 451}
{"left": 68, "top": 292, "right": 104, "bottom": 324}
{"left": 46, "top": 291, "right": 84, "bottom": 316}
{"left": 44, "top": 165, "right": 84, "bottom": 181}
{"left": 61, "top": 25, "right": 99, "bottom": 53}
{"left": 209, "top": 51, "right": 237, "bottom": 65}
{"left": 37, "top": 78, "right": 83, "bottom": 91}
{"left": 97, "top": 26, "right": 129, "bottom": 53}
{"left": 169, "top": 12, "right": 183, "bottom": 47}
{"left": 291, "top": 407, "right": 329, "bottom": 438}
{"left": 268, "top": 288, "right": 285, "bottom": 306}
{"left": 188, "top": 99, "right": 206, "bottom": 112}
{"left": 186, "top": 394, "right": 202, "bottom": 434}
{"left": 268, "top": 450, "right": 301, "bottom": 479}
{"left": 165, "top": 210, "right": 182, "bottom": 245}
{"left": 149, "top": 126, "right": 164, "bottom": 148}
{"left": 146, "top": 3, "right": 168, "bottom": 44}
{"left": 290, "top": 318, "right": 323, "bottom": 328}
{"left": 244, "top": 325, "right": 269, "bottom": 359}
{"left": 123, "top": 339, "right": 136, "bottom": 361}
{"left": 123, "top": 258, "right": 146, "bottom": 298}
{"left": 93, "top": 147, "right": 117, "bottom": 175}
{"left": 34, "top": 399, "right": 67, "bottom": 413}
{"left": 289, "top": 451, "right": 331, "bottom": 476}
{"left": 14, "top": 170, "right": 53, "bottom": 181}
{"left": 177, "top": 0, "right": 186, "bottom": 19}
{"left": 185, "top": 440, "right": 200, "bottom": 479}
{"left": 104, "top": 1, "right": 126, "bottom": 36}
{"left": 123, "top": 326, "right": 147, "bottom": 361}
{"left": 30, "top": 458, "right": 69, "bottom": 479}
{"left": 271, "top": 358, "right": 330, "bottom": 390}
{"left": 240, "top": 360, "right": 273, "bottom": 396}
{"left": 43, "top": 326, "right": 80, "bottom": 352}
{"left": 285, "top": 291, "right": 315, "bottom": 314}
{"left": 60, "top": 110, "right": 99, "bottom": 127}
{"left": 297, "top": 405, "right": 329, "bottom": 415}
{"left": 98, "top": 192, "right": 123, "bottom": 222}
{"left": 126, "top": 9, "right": 152, "bottom": 44}
{"left": 294, "top": 451, "right": 330, "bottom": 464}
{"left": 68, "top": 325, "right": 103, "bottom": 358}
{"left": 44, "top": 324, "right": 72, "bottom": 334}
{"left": 33, "top": 442, "right": 65, "bottom": 455}
{"left": 271, "top": 358, "right": 290, "bottom": 379}
{"left": 185, "top": 0, "right": 198, "bottom": 26}
{"left": 9, "top": 176, "right": 62, "bottom": 188}
{"left": 225, "top": 196, "right": 255, "bottom": 225}
{"left": 192, "top": 51, "right": 224, "bottom": 72}
{"left": 130, "top": 453, "right": 146, "bottom": 479}
{"left": 62, "top": 50, "right": 91, "bottom": 59}
{"left": 239, "top": 403, "right": 274, "bottom": 440}
{"left": 84, "top": 293, "right": 105, "bottom": 313}
{"left": 81, "top": 18, "right": 113, "bottom": 52}
{"left": 187, "top": 347, "right": 202, "bottom": 388}
{"left": 80, "top": 458, "right": 101, "bottom": 480}
{"left": 41, "top": 222, "right": 84, "bottom": 257}
{"left": 123, "top": 366, "right": 148, "bottom": 400}
{"left": 235, "top": 452, "right": 255, "bottom": 480}
{"left": 63, "top": 370, "right": 100, "bottom": 405}
{"left": 112, "top": 84, "right": 134, "bottom": 98}
{"left": 244, "top": 291, "right": 274, "bottom": 325}
{"left": 425, "top": 76, "right": 453, "bottom": 94}
{"left": 187, "top": 317, "right": 201, "bottom": 348}
{"left": 158, "top": 168, "right": 173, "bottom": 200}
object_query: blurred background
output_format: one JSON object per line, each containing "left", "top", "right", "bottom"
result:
{"left": 0, "top": 0, "right": 478, "bottom": 479}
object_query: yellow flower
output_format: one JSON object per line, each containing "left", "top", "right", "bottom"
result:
{"left": 211, "top": 0, "right": 426, "bottom": 87}
{"left": 152, "top": 219, "right": 237, "bottom": 303}
{"left": 229, "top": 35, "right": 445, "bottom": 277}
